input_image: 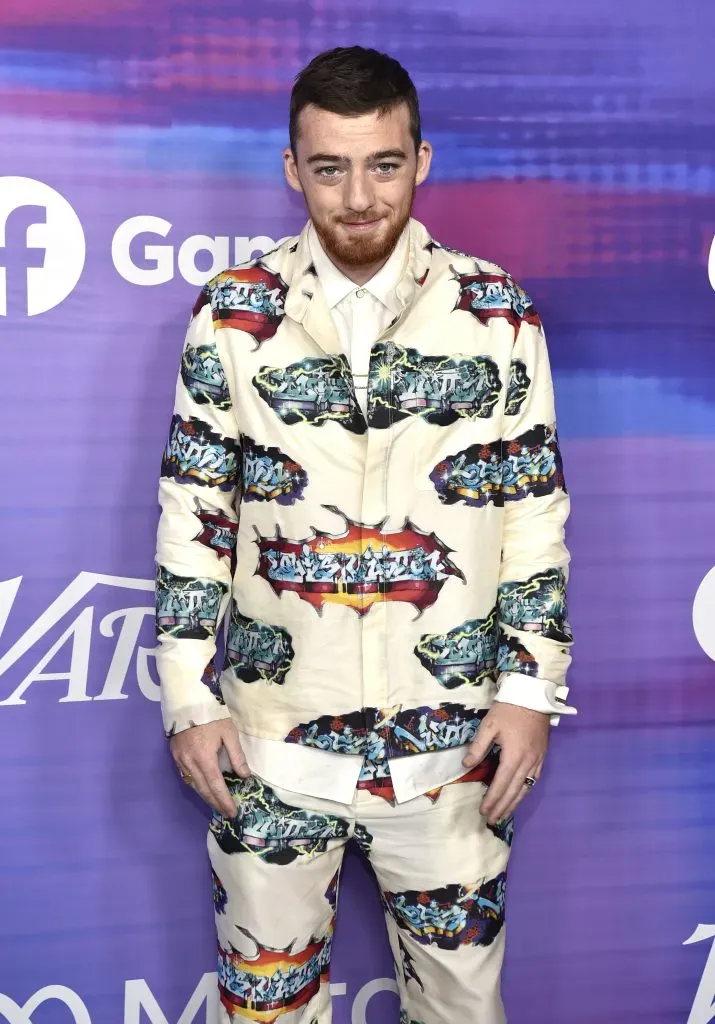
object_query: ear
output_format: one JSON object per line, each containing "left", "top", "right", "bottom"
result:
{"left": 415, "top": 140, "right": 433, "bottom": 187}
{"left": 283, "top": 148, "right": 304, "bottom": 194}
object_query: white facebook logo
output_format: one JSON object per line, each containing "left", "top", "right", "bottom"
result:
{"left": 0, "top": 176, "right": 85, "bottom": 316}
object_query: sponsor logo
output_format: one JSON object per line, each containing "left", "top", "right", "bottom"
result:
{"left": 0, "top": 975, "right": 397, "bottom": 1024}
{"left": 0, "top": 176, "right": 85, "bottom": 316}
{"left": 0, "top": 177, "right": 287, "bottom": 315}
{"left": 685, "top": 925, "right": 715, "bottom": 1024}
{"left": 111, "top": 216, "right": 289, "bottom": 288}
{"left": 0, "top": 573, "right": 157, "bottom": 706}
{"left": 693, "top": 566, "right": 715, "bottom": 662}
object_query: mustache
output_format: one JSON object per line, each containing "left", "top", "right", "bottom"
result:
{"left": 336, "top": 214, "right": 383, "bottom": 224}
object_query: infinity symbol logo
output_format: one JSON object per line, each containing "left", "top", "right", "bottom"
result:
{"left": 0, "top": 986, "right": 91, "bottom": 1024}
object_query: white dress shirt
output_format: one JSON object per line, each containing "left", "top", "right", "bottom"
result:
{"left": 234, "top": 223, "right": 575, "bottom": 803}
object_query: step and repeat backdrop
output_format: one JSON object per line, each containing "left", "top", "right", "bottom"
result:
{"left": 1, "top": 1, "right": 714, "bottom": 1021}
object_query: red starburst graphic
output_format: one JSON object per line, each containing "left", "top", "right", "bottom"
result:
{"left": 454, "top": 270, "right": 542, "bottom": 338}
{"left": 193, "top": 503, "right": 238, "bottom": 562}
{"left": 218, "top": 927, "right": 331, "bottom": 1023}
{"left": 254, "top": 506, "right": 465, "bottom": 616}
{"left": 194, "top": 263, "right": 288, "bottom": 344}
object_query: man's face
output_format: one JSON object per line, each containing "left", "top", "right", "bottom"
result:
{"left": 284, "top": 103, "right": 432, "bottom": 270}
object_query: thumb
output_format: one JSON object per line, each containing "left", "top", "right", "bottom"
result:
{"left": 462, "top": 720, "right": 495, "bottom": 768}
{"left": 221, "top": 723, "right": 251, "bottom": 779}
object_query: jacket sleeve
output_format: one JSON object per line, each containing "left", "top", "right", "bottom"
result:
{"left": 492, "top": 303, "right": 576, "bottom": 723}
{"left": 154, "top": 290, "right": 240, "bottom": 737}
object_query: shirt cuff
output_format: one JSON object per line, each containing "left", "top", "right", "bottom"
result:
{"left": 494, "top": 672, "right": 577, "bottom": 727}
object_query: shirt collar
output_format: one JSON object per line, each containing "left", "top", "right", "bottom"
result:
{"left": 308, "top": 222, "right": 409, "bottom": 317}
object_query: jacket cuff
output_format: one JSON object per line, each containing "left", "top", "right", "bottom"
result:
{"left": 162, "top": 700, "right": 232, "bottom": 739}
{"left": 494, "top": 672, "right": 577, "bottom": 727}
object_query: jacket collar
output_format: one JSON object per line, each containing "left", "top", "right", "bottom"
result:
{"left": 283, "top": 218, "right": 434, "bottom": 356}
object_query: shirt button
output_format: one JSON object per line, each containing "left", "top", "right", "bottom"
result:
{"left": 355, "top": 288, "right": 366, "bottom": 298}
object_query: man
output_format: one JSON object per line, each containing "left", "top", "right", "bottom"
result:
{"left": 155, "top": 46, "right": 575, "bottom": 1024}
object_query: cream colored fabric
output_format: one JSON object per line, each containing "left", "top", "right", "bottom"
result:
{"left": 155, "top": 219, "right": 575, "bottom": 771}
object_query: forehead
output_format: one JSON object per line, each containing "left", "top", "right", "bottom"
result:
{"left": 294, "top": 103, "right": 413, "bottom": 158}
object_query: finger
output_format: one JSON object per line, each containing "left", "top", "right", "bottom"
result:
{"left": 479, "top": 759, "right": 517, "bottom": 818}
{"left": 222, "top": 728, "right": 251, "bottom": 779}
{"left": 203, "top": 764, "right": 239, "bottom": 819}
{"left": 462, "top": 723, "right": 495, "bottom": 768}
{"left": 489, "top": 781, "right": 530, "bottom": 825}
{"left": 489, "top": 763, "right": 538, "bottom": 824}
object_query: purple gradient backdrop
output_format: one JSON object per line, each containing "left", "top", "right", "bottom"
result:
{"left": 1, "top": 2, "right": 714, "bottom": 1021}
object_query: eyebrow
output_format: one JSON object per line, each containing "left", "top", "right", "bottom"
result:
{"left": 306, "top": 148, "right": 409, "bottom": 166}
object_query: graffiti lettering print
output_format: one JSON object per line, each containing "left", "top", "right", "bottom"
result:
{"left": 161, "top": 414, "right": 239, "bottom": 491}
{"left": 430, "top": 440, "right": 501, "bottom": 508}
{"left": 368, "top": 342, "right": 502, "bottom": 428}
{"left": 224, "top": 605, "right": 294, "bottom": 685}
{"left": 501, "top": 424, "right": 565, "bottom": 499}
{"left": 212, "top": 868, "right": 228, "bottom": 915}
{"left": 242, "top": 436, "right": 308, "bottom": 505}
{"left": 255, "top": 507, "right": 465, "bottom": 616}
{"left": 192, "top": 500, "right": 238, "bottom": 561}
{"left": 384, "top": 873, "right": 506, "bottom": 950}
{"left": 211, "top": 775, "right": 349, "bottom": 865}
{"left": 197, "top": 264, "right": 287, "bottom": 346}
{"left": 155, "top": 564, "right": 226, "bottom": 640}
{"left": 505, "top": 359, "right": 531, "bottom": 415}
{"left": 497, "top": 633, "right": 539, "bottom": 677}
{"left": 498, "top": 568, "right": 572, "bottom": 644}
{"left": 430, "top": 424, "right": 565, "bottom": 508}
{"left": 453, "top": 268, "right": 542, "bottom": 338}
{"left": 202, "top": 658, "right": 225, "bottom": 703}
{"left": 415, "top": 608, "right": 498, "bottom": 688}
{"left": 181, "top": 342, "right": 232, "bottom": 408}
{"left": 218, "top": 927, "right": 332, "bottom": 1022}
{"left": 285, "top": 704, "right": 488, "bottom": 759}
{"left": 254, "top": 355, "right": 365, "bottom": 434}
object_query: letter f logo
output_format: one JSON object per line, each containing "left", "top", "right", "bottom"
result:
{"left": 0, "top": 177, "right": 85, "bottom": 316}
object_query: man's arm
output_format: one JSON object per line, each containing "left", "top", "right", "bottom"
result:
{"left": 464, "top": 300, "right": 574, "bottom": 822}
{"left": 155, "top": 290, "right": 249, "bottom": 816}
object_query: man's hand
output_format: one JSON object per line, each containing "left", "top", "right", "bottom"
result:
{"left": 169, "top": 719, "right": 250, "bottom": 818}
{"left": 462, "top": 703, "right": 550, "bottom": 826}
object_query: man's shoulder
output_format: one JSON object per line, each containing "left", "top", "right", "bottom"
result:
{"left": 204, "top": 235, "right": 299, "bottom": 302}
{"left": 190, "top": 235, "right": 301, "bottom": 322}
{"left": 428, "top": 239, "right": 512, "bottom": 280}
{"left": 426, "top": 238, "right": 541, "bottom": 331}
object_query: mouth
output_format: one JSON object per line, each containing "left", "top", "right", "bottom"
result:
{"left": 339, "top": 218, "right": 383, "bottom": 233}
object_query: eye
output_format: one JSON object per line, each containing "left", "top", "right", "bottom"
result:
{"left": 375, "top": 163, "right": 398, "bottom": 174}
{"left": 316, "top": 166, "right": 340, "bottom": 178}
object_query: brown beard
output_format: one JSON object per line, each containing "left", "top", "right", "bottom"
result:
{"left": 313, "top": 185, "right": 415, "bottom": 269}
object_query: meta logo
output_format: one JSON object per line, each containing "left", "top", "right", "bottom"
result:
{"left": 0, "top": 176, "right": 85, "bottom": 316}
{"left": 0, "top": 976, "right": 397, "bottom": 1024}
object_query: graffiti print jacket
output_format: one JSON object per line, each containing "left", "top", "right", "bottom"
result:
{"left": 155, "top": 218, "right": 574, "bottom": 761}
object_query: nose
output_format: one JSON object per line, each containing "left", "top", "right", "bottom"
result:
{"left": 344, "top": 169, "right": 375, "bottom": 215}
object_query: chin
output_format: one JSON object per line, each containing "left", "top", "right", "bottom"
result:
{"left": 324, "top": 216, "right": 404, "bottom": 267}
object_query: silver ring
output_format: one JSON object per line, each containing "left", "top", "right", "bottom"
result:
{"left": 524, "top": 776, "right": 537, "bottom": 789}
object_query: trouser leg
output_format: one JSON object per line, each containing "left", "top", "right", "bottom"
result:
{"left": 360, "top": 779, "right": 513, "bottom": 1024}
{"left": 207, "top": 774, "right": 352, "bottom": 1023}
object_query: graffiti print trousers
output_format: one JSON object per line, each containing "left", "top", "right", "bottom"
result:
{"left": 207, "top": 770, "right": 513, "bottom": 1024}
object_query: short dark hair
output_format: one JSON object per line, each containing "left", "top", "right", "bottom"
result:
{"left": 289, "top": 46, "right": 421, "bottom": 154}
